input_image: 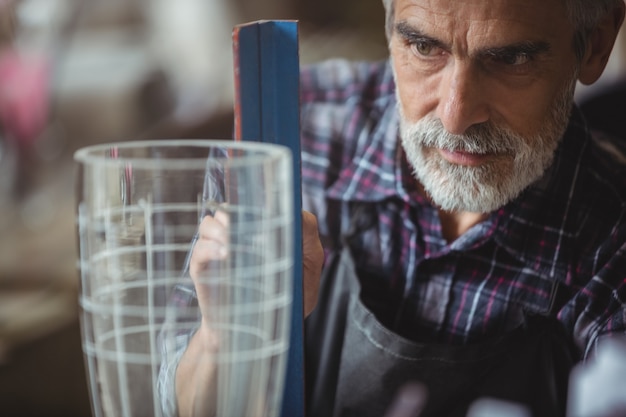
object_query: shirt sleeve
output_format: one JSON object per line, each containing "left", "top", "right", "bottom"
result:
{"left": 157, "top": 283, "right": 201, "bottom": 417}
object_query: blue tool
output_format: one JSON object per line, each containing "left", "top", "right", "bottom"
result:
{"left": 232, "top": 20, "right": 304, "bottom": 417}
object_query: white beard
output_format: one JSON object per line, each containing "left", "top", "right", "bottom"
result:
{"left": 398, "top": 82, "right": 575, "bottom": 213}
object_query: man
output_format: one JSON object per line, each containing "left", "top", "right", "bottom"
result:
{"left": 163, "top": 0, "right": 626, "bottom": 416}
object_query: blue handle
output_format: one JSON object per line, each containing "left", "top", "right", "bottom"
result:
{"left": 232, "top": 20, "right": 305, "bottom": 417}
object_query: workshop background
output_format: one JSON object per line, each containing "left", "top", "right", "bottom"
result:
{"left": 0, "top": 1, "right": 623, "bottom": 416}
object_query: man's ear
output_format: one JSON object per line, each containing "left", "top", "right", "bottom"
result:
{"left": 578, "top": 3, "right": 626, "bottom": 85}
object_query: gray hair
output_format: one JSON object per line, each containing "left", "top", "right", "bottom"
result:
{"left": 381, "top": 0, "right": 624, "bottom": 60}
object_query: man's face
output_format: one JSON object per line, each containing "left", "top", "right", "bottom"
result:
{"left": 389, "top": 0, "right": 580, "bottom": 213}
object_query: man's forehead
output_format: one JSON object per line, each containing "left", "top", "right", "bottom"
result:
{"left": 394, "top": 0, "right": 568, "bottom": 25}
{"left": 392, "top": 0, "right": 566, "bottom": 11}
{"left": 394, "top": 0, "right": 571, "bottom": 48}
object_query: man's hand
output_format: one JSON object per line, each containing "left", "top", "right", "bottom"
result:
{"left": 189, "top": 211, "right": 229, "bottom": 283}
{"left": 189, "top": 210, "right": 324, "bottom": 317}
{"left": 188, "top": 211, "right": 229, "bottom": 327}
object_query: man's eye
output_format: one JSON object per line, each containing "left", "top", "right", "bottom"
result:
{"left": 495, "top": 53, "right": 531, "bottom": 66}
{"left": 411, "top": 41, "right": 437, "bottom": 57}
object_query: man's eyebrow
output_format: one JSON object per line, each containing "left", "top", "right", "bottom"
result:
{"left": 394, "top": 21, "right": 448, "bottom": 50}
{"left": 480, "top": 41, "right": 551, "bottom": 59}
{"left": 395, "top": 20, "right": 551, "bottom": 59}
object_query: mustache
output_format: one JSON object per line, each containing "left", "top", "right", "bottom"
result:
{"left": 404, "top": 117, "right": 526, "bottom": 155}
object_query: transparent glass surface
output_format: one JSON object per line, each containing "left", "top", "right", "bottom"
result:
{"left": 74, "top": 140, "right": 294, "bottom": 417}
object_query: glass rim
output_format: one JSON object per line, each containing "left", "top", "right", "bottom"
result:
{"left": 73, "top": 139, "right": 292, "bottom": 169}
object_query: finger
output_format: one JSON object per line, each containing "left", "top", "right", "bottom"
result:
{"left": 302, "top": 210, "right": 324, "bottom": 316}
{"left": 198, "top": 215, "right": 228, "bottom": 244}
{"left": 302, "top": 211, "right": 324, "bottom": 268}
{"left": 189, "top": 240, "right": 227, "bottom": 280}
{"left": 214, "top": 209, "right": 230, "bottom": 228}
{"left": 192, "top": 239, "right": 228, "bottom": 265}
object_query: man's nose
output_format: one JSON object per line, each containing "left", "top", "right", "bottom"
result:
{"left": 436, "top": 62, "right": 490, "bottom": 135}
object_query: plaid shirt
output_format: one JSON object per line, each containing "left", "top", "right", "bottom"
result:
{"left": 159, "top": 58, "right": 626, "bottom": 415}
{"left": 300, "top": 59, "right": 626, "bottom": 354}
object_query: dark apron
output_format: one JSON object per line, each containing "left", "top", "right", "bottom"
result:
{"left": 305, "top": 212, "right": 578, "bottom": 417}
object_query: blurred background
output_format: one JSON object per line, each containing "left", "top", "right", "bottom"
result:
{"left": 0, "top": 1, "right": 623, "bottom": 416}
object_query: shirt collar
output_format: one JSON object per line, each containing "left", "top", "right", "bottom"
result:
{"left": 492, "top": 107, "right": 592, "bottom": 276}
